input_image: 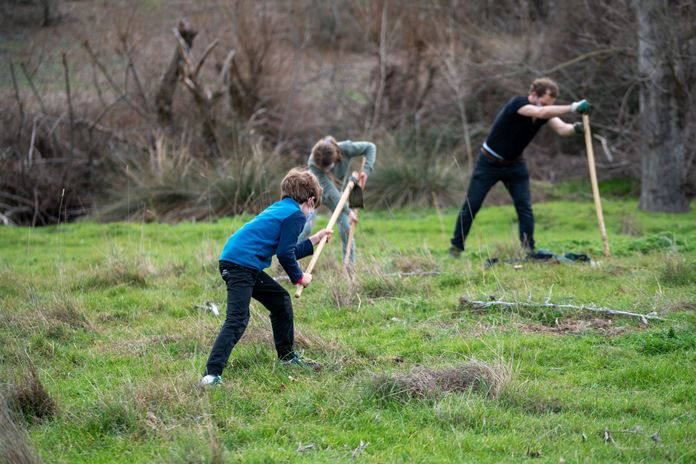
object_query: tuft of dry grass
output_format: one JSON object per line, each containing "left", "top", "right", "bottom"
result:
{"left": 489, "top": 240, "right": 528, "bottom": 262}
{"left": 620, "top": 214, "right": 643, "bottom": 236}
{"left": 0, "top": 393, "right": 43, "bottom": 464}
{"left": 45, "top": 295, "right": 95, "bottom": 332}
{"left": 392, "top": 252, "right": 436, "bottom": 274}
{"left": 660, "top": 254, "right": 696, "bottom": 287}
{"left": 77, "top": 248, "right": 153, "bottom": 289}
{"left": 130, "top": 374, "right": 210, "bottom": 431}
{"left": 5, "top": 366, "right": 58, "bottom": 425}
{"left": 358, "top": 259, "right": 410, "bottom": 299}
{"left": 3, "top": 294, "right": 95, "bottom": 343}
{"left": 322, "top": 269, "right": 361, "bottom": 309}
{"left": 366, "top": 360, "right": 511, "bottom": 403}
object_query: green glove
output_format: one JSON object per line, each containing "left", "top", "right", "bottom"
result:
{"left": 573, "top": 122, "right": 584, "bottom": 135}
{"left": 571, "top": 99, "right": 590, "bottom": 114}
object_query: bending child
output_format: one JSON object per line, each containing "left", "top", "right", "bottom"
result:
{"left": 299, "top": 136, "right": 376, "bottom": 263}
{"left": 201, "top": 169, "right": 332, "bottom": 386}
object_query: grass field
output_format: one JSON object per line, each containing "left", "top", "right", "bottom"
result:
{"left": 1, "top": 199, "right": 696, "bottom": 463}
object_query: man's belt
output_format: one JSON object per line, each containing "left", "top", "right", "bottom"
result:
{"left": 481, "top": 147, "right": 524, "bottom": 165}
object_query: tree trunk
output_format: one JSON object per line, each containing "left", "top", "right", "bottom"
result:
{"left": 41, "top": 0, "right": 57, "bottom": 27}
{"left": 636, "top": 0, "right": 690, "bottom": 212}
{"left": 155, "top": 20, "right": 197, "bottom": 129}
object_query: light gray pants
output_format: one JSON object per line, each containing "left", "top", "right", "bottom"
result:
{"left": 298, "top": 210, "right": 355, "bottom": 264}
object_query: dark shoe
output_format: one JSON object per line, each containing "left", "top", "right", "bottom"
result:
{"left": 280, "top": 352, "right": 322, "bottom": 371}
{"left": 448, "top": 245, "right": 463, "bottom": 259}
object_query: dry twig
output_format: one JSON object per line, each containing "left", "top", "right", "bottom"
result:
{"left": 460, "top": 297, "right": 666, "bottom": 325}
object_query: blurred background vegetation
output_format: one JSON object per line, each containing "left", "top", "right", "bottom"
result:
{"left": 1, "top": 0, "right": 694, "bottom": 225}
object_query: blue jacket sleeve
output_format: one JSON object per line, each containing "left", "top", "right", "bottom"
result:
{"left": 277, "top": 211, "right": 314, "bottom": 283}
{"left": 295, "top": 239, "right": 314, "bottom": 260}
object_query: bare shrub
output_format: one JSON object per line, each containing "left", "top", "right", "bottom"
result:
{"left": 0, "top": 393, "right": 43, "bottom": 464}
{"left": 365, "top": 360, "right": 511, "bottom": 403}
{"left": 95, "top": 138, "right": 282, "bottom": 222}
{"left": 366, "top": 142, "right": 463, "bottom": 209}
{"left": 0, "top": 113, "right": 95, "bottom": 225}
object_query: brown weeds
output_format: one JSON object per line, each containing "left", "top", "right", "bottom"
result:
{"left": 5, "top": 366, "right": 58, "bottom": 425}
{"left": 0, "top": 393, "right": 43, "bottom": 464}
{"left": 392, "top": 252, "right": 436, "bottom": 274}
{"left": 368, "top": 360, "right": 511, "bottom": 403}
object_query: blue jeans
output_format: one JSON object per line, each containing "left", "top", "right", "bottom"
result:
{"left": 451, "top": 153, "right": 535, "bottom": 251}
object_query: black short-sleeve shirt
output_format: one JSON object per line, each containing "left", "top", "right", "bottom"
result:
{"left": 484, "top": 96, "right": 549, "bottom": 161}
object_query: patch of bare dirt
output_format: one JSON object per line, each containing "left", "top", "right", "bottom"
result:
{"left": 519, "top": 317, "right": 640, "bottom": 336}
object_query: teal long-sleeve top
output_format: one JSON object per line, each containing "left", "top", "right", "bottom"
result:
{"left": 308, "top": 140, "right": 376, "bottom": 216}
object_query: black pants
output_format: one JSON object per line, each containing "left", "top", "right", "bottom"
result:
{"left": 205, "top": 262, "right": 294, "bottom": 376}
{"left": 451, "top": 153, "right": 535, "bottom": 251}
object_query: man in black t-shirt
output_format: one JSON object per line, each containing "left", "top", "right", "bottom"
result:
{"left": 449, "top": 77, "right": 590, "bottom": 258}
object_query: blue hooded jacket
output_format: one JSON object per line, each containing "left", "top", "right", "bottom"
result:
{"left": 220, "top": 197, "right": 313, "bottom": 283}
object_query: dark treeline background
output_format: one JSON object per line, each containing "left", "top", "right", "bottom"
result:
{"left": 1, "top": 0, "right": 694, "bottom": 225}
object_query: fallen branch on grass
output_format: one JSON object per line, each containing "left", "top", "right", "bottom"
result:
{"left": 459, "top": 297, "right": 666, "bottom": 325}
{"left": 296, "top": 442, "right": 315, "bottom": 453}
{"left": 352, "top": 440, "right": 368, "bottom": 459}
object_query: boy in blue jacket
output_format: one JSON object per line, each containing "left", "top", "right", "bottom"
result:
{"left": 201, "top": 169, "right": 331, "bottom": 386}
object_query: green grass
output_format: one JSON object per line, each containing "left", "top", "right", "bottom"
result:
{"left": 1, "top": 199, "right": 696, "bottom": 463}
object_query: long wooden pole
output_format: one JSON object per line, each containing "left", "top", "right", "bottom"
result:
{"left": 295, "top": 172, "right": 359, "bottom": 298}
{"left": 582, "top": 114, "right": 611, "bottom": 257}
{"left": 343, "top": 159, "right": 367, "bottom": 268}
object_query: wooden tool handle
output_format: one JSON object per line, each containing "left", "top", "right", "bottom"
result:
{"left": 295, "top": 172, "right": 359, "bottom": 298}
{"left": 582, "top": 114, "right": 611, "bottom": 258}
{"left": 343, "top": 159, "right": 367, "bottom": 267}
